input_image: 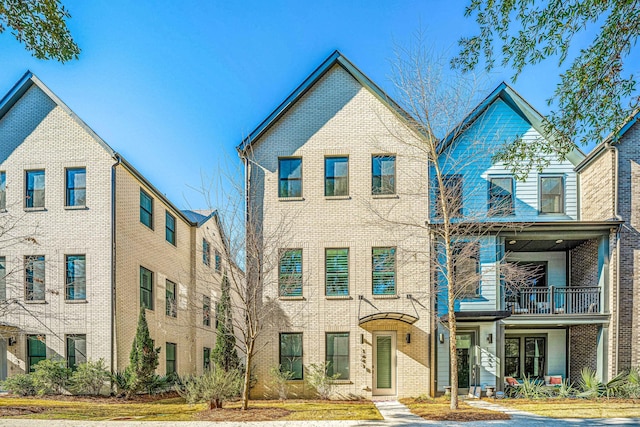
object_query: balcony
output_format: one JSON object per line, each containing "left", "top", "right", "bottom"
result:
{"left": 507, "top": 286, "right": 601, "bottom": 315}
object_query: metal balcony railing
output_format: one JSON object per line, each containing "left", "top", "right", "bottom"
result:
{"left": 507, "top": 286, "right": 601, "bottom": 315}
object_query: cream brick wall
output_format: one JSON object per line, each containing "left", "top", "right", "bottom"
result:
{"left": 247, "top": 65, "right": 431, "bottom": 398}
{"left": 0, "top": 85, "right": 114, "bottom": 374}
{"left": 579, "top": 148, "right": 615, "bottom": 221}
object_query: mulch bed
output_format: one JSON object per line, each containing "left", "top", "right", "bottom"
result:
{"left": 197, "top": 407, "right": 292, "bottom": 421}
{"left": 0, "top": 406, "right": 46, "bottom": 417}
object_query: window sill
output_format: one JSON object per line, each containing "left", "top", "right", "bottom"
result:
{"left": 372, "top": 294, "right": 399, "bottom": 300}
{"left": 325, "top": 295, "right": 352, "bottom": 300}
{"left": 278, "top": 197, "right": 304, "bottom": 202}
{"left": 325, "top": 195, "right": 351, "bottom": 200}
{"left": 24, "top": 207, "right": 46, "bottom": 212}
{"left": 372, "top": 194, "right": 398, "bottom": 199}
{"left": 0, "top": 209, "right": 7, "bottom": 214}
{"left": 24, "top": 300, "right": 47, "bottom": 304}
{"left": 280, "top": 296, "right": 305, "bottom": 301}
{"left": 329, "top": 380, "right": 353, "bottom": 384}
{"left": 65, "top": 299, "right": 88, "bottom": 304}
{"left": 64, "top": 205, "right": 88, "bottom": 210}
{"left": 286, "top": 379, "right": 305, "bottom": 384}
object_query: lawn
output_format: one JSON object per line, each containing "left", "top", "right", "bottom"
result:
{"left": 0, "top": 394, "right": 382, "bottom": 422}
{"left": 400, "top": 397, "right": 511, "bottom": 422}
{"left": 496, "top": 398, "right": 640, "bottom": 419}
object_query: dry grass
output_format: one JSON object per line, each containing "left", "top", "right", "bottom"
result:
{"left": 0, "top": 394, "right": 381, "bottom": 421}
{"left": 400, "top": 397, "right": 511, "bottom": 422}
{"left": 496, "top": 398, "right": 640, "bottom": 419}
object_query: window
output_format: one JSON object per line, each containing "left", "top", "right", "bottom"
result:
{"left": 65, "top": 168, "right": 86, "bottom": 207}
{"left": 540, "top": 176, "right": 564, "bottom": 214}
{"left": 325, "top": 157, "right": 349, "bottom": 196}
{"left": 279, "top": 249, "right": 302, "bottom": 297}
{"left": 27, "top": 335, "right": 46, "bottom": 372}
{"left": 504, "top": 336, "right": 546, "bottom": 379}
{"left": 326, "top": 332, "right": 349, "bottom": 380}
{"left": 278, "top": 158, "right": 302, "bottom": 198}
{"left": 140, "top": 189, "right": 153, "bottom": 228}
{"left": 372, "top": 247, "right": 396, "bottom": 295}
{"left": 488, "top": 177, "right": 514, "bottom": 216}
{"left": 326, "top": 248, "right": 348, "bottom": 296}
{"left": 203, "top": 239, "right": 210, "bottom": 266}
{"left": 25, "top": 255, "right": 45, "bottom": 301}
{"left": 140, "top": 267, "right": 153, "bottom": 310}
{"left": 280, "top": 333, "right": 303, "bottom": 380}
{"left": 203, "top": 295, "right": 211, "bottom": 326}
{"left": 166, "top": 280, "right": 177, "bottom": 317}
{"left": 66, "top": 335, "right": 86, "bottom": 370}
{"left": 215, "top": 250, "right": 221, "bottom": 273}
{"left": 25, "top": 170, "right": 45, "bottom": 208}
{"left": 0, "top": 171, "right": 6, "bottom": 210}
{"left": 203, "top": 347, "right": 211, "bottom": 370}
{"left": 372, "top": 155, "right": 395, "bottom": 195}
{"left": 435, "top": 174, "right": 463, "bottom": 217}
{"left": 0, "top": 257, "right": 5, "bottom": 301}
{"left": 166, "top": 342, "right": 177, "bottom": 375}
{"left": 452, "top": 243, "right": 480, "bottom": 298}
{"left": 165, "top": 211, "right": 176, "bottom": 245}
{"left": 65, "top": 255, "right": 86, "bottom": 300}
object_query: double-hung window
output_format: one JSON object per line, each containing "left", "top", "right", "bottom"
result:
{"left": 166, "top": 280, "right": 177, "bottom": 317}
{"left": 0, "top": 171, "right": 6, "bottom": 210}
{"left": 65, "top": 255, "right": 86, "bottom": 300}
{"left": 372, "top": 247, "right": 396, "bottom": 295}
{"left": 66, "top": 168, "right": 86, "bottom": 207}
{"left": 436, "top": 174, "right": 463, "bottom": 217}
{"left": 540, "top": 176, "right": 564, "bottom": 214}
{"left": 166, "top": 342, "right": 177, "bottom": 375}
{"left": 326, "top": 332, "right": 349, "bottom": 380}
{"left": 66, "top": 334, "right": 86, "bottom": 370}
{"left": 25, "top": 255, "right": 45, "bottom": 301}
{"left": 326, "top": 248, "right": 348, "bottom": 296}
{"left": 279, "top": 249, "right": 302, "bottom": 297}
{"left": 0, "top": 257, "right": 5, "bottom": 301}
{"left": 166, "top": 211, "right": 176, "bottom": 245}
{"left": 203, "top": 295, "right": 211, "bottom": 326}
{"left": 27, "top": 335, "right": 46, "bottom": 372}
{"left": 203, "top": 239, "right": 210, "bottom": 266}
{"left": 325, "top": 157, "right": 349, "bottom": 196}
{"left": 25, "top": 170, "right": 45, "bottom": 208}
{"left": 140, "top": 189, "right": 153, "bottom": 228}
{"left": 280, "top": 332, "right": 303, "bottom": 380}
{"left": 488, "top": 177, "right": 514, "bottom": 216}
{"left": 372, "top": 155, "right": 395, "bottom": 195}
{"left": 203, "top": 347, "right": 211, "bottom": 370}
{"left": 140, "top": 266, "right": 153, "bottom": 310}
{"left": 278, "top": 158, "right": 302, "bottom": 198}
{"left": 215, "top": 250, "right": 221, "bottom": 273}
{"left": 452, "top": 242, "right": 480, "bottom": 298}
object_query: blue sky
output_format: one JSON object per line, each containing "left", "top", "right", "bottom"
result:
{"left": 0, "top": 0, "right": 579, "bottom": 209}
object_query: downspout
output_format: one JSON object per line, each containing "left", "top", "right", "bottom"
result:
{"left": 111, "top": 154, "right": 122, "bottom": 376}
{"left": 611, "top": 144, "right": 622, "bottom": 375}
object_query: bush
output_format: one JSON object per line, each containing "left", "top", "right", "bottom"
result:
{"left": 177, "top": 364, "right": 242, "bottom": 409}
{"left": 69, "top": 359, "right": 110, "bottom": 395}
{"left": 578, "top": 367, "right": 626, "bottom": 398}
{"left": 267, "top": 365, "right": 294, "bottom": 400}
{"left": 621, "top": 367, "right": 640, "bottom": 398}
{"left": 556, "top": 379, "right": 577, "bottom": 398}
{"left": 31, "top": 358, "right": 71, "bottom": 395}
{"left": 146, "top": 374, "right": 176, "bottom": 395}
{"left": 111, "top": 370, "right": 132, "bottom": 396}
{"left": 126, "top": 309, "right": 160, "bottom": 398}
{"left": 306, "top": 362, "right": 340, "bottom": 400}
{"left": 512, "top": 376, "right": 550, "bottom": 399}
{"left": 2, "top": 373, "right": 36, "bottom": 396}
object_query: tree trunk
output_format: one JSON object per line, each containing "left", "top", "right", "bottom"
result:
{"left": 241, "top": 342, "right": 254, "bottom": 410}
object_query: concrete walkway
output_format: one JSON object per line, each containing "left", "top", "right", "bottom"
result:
{"left": 1, "top": 399, "right": 640, "bottom": 426}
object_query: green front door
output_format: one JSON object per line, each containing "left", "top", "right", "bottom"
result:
{"left": 373, "top": 331, "right": 396, "bottom": 395}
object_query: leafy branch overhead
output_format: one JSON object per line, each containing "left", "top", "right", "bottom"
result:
{"left": 0, "top": 0, "right": 80, "bottom": 62}
{"left": 453, "top": 0, "right": 640, "bottom": 174}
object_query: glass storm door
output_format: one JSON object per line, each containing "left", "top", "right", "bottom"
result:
{"left": 456, "top": 332, "right": 474, "bottom": 392}
{"left": 373, "top": 331, "right": 396, "bottom": 395}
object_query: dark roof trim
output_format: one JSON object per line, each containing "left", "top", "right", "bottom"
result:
{"left": 359, "top": 312, "right": 418, "bottom": 325}
{"left": 440, "top": 311, "right": 511, "bottom": 322}
{"left": 237, "top": 50, "right": 412, "bottom": 153}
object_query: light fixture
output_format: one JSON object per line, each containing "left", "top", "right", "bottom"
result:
{"left": 8, "top": 337, "right": 16, "bottom": 346}
{"left": 509, "top": 240, "right": 516, "bottom": 245}
{"left": 439, "top": 333, "right": 445, "bottom": 344}
{"left": 405, "top": 333, "right": 411, "bottom": 344}
{"left": 487, "top": 333, "right": 493, "bottom": 344}
{"left": 555, "top": 239, "right": 563, "bottom": 244}
{"left": 360, "top": 333, "right": 364, "bottom": 344}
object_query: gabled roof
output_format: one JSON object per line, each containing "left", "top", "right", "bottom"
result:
{"left": 440, "top": 82, "right": 586, "bottom": 166}
{"left": 237, "top": 50, "right": 412, "bottom": 153}
{"left": 182, "top": 209, "right": 218, "bottom": 227}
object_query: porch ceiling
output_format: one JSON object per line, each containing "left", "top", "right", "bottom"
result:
{"left": 502, "top": 313, "right": 610, "bottom": 326}
{"left": 505, "top": 239, "right": 585, "bottom": 252}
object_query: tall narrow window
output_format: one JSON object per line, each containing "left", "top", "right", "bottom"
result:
{"left": 326, "top": 248, "right": 349, "bottom": 296}
{"left": 504, "top": 337, "right": 521, "bottom": 378}
{"left": 65, "top": 255, "right": 86, "bottom": 300}
{"left": 166, "top": 280, "right": 177, "bottom": 317}
{"left": 203, "top": 347, "right": 211, "bottom": 370}
{"left": 165, "top": 211, "right": 176, "bottom": 245}
{"left": 372, "top": 155, "right": 396, "bottom": 195}
{"left": 436, "top": 174, "right": 463, "bottom": 217}
{"left": 66, "top": 335, "right": 86, "bottom": 370}
{"left": 66, "top": 168, "right": 86, "bottom": 207}
{"left": 326, "top": 332, "right": 349, "bottom": 380}
{"left": 0, "top": 257, "right": 5, "bottom": 301}
{"left": 0, "top": 171, "right": 6, "bottom": 210}
{"left": 524, "top": 337, "right": 546, "bottom": 378}
{"left": 372, "top": 247, "right": 396, "bottom": 295}
{"left": 25, "top": 170, "right": 45, "bottom": 208}
{"left": 488, "top": 177, "right": 514, "bottom": 216}
{"left": 215, "top": 250, "right": 221, "bottom": 273}
{"left": 452, "top": 243, "right": 480, "bottom": 298}
{"left": 140, "top": 189, "right": 153, "bottom": 228}
{"left": 140, "top": 266, "right": 153, "bottom": 309}
{"left": 25, "top": 255, "right": 45, "bottom": 301}
{"left": 203, "top": 295, "right": 211, "bottom": 326}
{"left": 280, "top": 333, "right": 303, "bottom": 380}
{"left": 325, "top": 157, "right": 349, "bottom": 196}
{"left": 540, "top": 176, "right": 564, "bottom": 214}
{"left": 203, "top": 239, "right": 210, "bottom": 266}
{"left": 166, "top": 342, "right": 177, "bottom": 375}
{"left": 27, "top": 335, "right": 46, "bottom": 372}
{"left": 279, "top": 249, "right": 302, "bottom": 297}
{"left": 278, "top": 158, "right": 302, "bottom": 198}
